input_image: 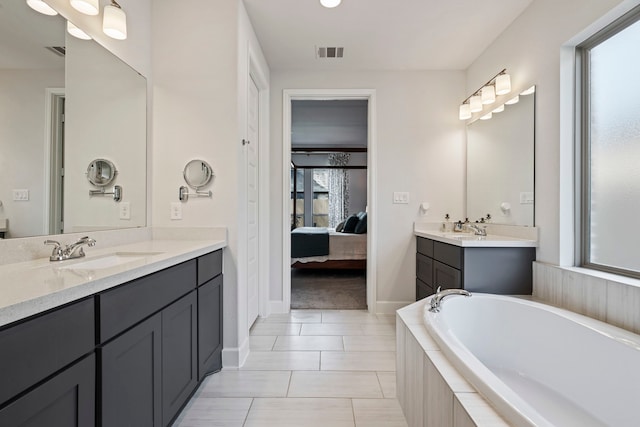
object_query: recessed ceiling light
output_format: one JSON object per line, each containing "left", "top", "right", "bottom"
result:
{"left": 320, "top": 0, "right": 342, "bottom": 8}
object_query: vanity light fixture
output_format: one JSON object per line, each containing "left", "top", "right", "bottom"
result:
{"left": 103, "top": 0, "right": 127, "bottom": 40}
{"left": 480, "top": 112, "right": 492, "bottom": 120}
{"left": 505, "top": 95, "right": 519, "bottom": 105}
{"left": 521, "top": 86, "right": 536, "bottom": 96}
{"left": 492, "top": 104, "right": 505, "bottom": 113}
{"left": 67, "top": 21, "right": 92, "bottom": 40}
{"left": 458, "top": 69, "right": 510, "bottom": 120}
{"left": 70, "top": 0, "right": 99, "bottom": 16}
{"left": 26, "top": 0, "right": 58, "bottom": 15}
{"left": 320, "top": 0, "right": 342, "bottom": 8}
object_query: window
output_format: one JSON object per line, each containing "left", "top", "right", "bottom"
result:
{"left": 578, "top": 7, "right": 640, "bottom": 278}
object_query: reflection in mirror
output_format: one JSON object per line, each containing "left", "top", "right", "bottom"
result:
{"left": 87, "top": 159, "right": 117, "bottom": 187}
{"left": 466, "top": 88, "right": 535, "bottom": 226}
{"left": 183, "top": 160, "right": 214, "bottom": 189}
{"left": 0, "top": 1, "right": 146, "bottom": 238}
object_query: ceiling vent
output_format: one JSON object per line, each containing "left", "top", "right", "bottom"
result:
{"left": 316, "top": 46, "right": 344, "bottom": 59}
{"left": 46, "top": 46, "right": 66, "bottom": 57}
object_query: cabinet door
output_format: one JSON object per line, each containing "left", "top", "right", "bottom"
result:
{"left": 101, "top": 313, "right": 162, "bottom": 427}
{"left": 0, "top": 354, "right": 95, "bottom": 427}
{"left": 416, "top": 278, "right": 432, "bottom": 301}
{"left": 433, "top": 260, "right": 462, "bottom": 290}
{"left": 162, "top": 291, "right": 198, "bottom": 426}
{"left": 198, "top": 275, "right": 223, "bottom": 380}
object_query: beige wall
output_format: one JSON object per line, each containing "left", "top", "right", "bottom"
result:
{"left": 269, "top": 70, "right": 466, "bottom": 310}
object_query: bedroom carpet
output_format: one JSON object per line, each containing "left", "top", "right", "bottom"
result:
{"left": 291, "top": 269, "right": 367, "bottom": 310}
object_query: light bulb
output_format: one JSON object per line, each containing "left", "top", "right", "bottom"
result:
{"left": 26, "top": 0, "right": 58, "bottom": 15}
{"left": 469, "top": 95, "right": 482, "bottom": 113}
{"left": 505, "top": 95, "right": 519, "bottom": 105}
{"left": 495, "top": 73, "right": 511, "bottom": 95}
{"left": 320, "top": 0, "right": 342, "bottom": 7}
{"left": 481, "top": 85, "right": 495, "bottom": 105}
{"left": 70, "top": 0, "right": 99, "bottom": 16}
{"left": 492, "top": 104, "right": 505, "bottom": 113}
{"left": 103, "top": 2, "right": 127, "bottom": 40}
{"left": 67, "top": 21, "right": 92, "bottom": 40}
{"left": 480, "top": 112, "right": 492, "bottom": 120}
{"left": 459, "top": 104, "right": 471, "bottom": 120}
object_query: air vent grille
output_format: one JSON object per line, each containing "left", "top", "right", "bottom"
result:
{"left": 316, "top": 46, "right": 344, "bottom": 59}
{"left": 46, "top": 46, "right": 66, "bottom": 57}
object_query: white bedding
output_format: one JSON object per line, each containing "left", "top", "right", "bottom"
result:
{"left": 291, "top": 230, "right": 366, "bottom": 264}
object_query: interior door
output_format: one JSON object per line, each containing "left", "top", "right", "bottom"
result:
{"left": 247, "top": 76, "right": 260, "bottom": 327}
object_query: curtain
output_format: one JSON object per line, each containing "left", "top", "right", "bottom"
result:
{"left": 328, "top": 153, "right": 350, "bottom": 228}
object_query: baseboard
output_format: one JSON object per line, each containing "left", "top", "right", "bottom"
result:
{"left": 269, "top": 300, "right": 288, "bottom": 314}
{"left": 375, "top": 300, "right": 414, "bottom": 314}
{"left": 221, "top": 336, "right": 250, "bottom": 369}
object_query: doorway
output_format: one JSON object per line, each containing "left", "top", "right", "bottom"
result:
{"left": 282, "top": 89, "right": 377, "bottom": 312}
{"left": 45, "top": 89, "right": 65, "bottom": 235}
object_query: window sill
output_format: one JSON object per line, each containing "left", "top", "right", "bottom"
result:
{"left": 558, "top": 265, "right": 640, "bottom": 289}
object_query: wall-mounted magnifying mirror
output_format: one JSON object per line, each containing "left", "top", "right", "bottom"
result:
{"left": 87, "top": 159, "right": 122, "bottom": 202}
{"left": 179, "top": 160, "right": 214, "bottom": 202}
{"left": 87, "top": 158, "right": 117, "bottom": 186}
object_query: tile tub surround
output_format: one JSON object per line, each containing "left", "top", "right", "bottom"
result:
{"left": 533, "top": 261, "right": 640, "bottom": 335}
{"left": 396, "top": 301, "right": 509, "bottom": 427}
{"left": 414, "top": 222, "right": 538, "bottom": 248}
{"left": 173, "top": 309, "right": 407, "bottom": 427}
{"left": 0, "top": 228, "right": 227, "bottom": 327}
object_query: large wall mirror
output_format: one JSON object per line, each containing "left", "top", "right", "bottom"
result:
{"left": 466, "top": 88, "right": 535, "bottom": 226}
{"left": 0, "top": 1, "right": 146, "bottom": 239}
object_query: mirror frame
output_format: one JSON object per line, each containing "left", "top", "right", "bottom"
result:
{"left": 183, "top": 160, "right": 214, "bottom": 190}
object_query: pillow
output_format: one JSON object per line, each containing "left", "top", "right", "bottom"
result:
{"left": 354, "top": 213, "right": 367, "bottom": 234}
{"left": 342, "top": 214, "right": 359, "bottom": 233}
{"left": 335, "top": 220, "right": 345, "bottom": 232}
{"left": 357, "top": 211, "right": 367, "bottom": 220}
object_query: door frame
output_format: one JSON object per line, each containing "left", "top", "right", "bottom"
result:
{"left": 43, "top": 88, "right": 65, "bottom": 235}
{"left": 282, "top": 89, "right": 377, "bottom": 312}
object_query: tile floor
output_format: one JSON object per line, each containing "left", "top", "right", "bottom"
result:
{"left": 173, "top": 310, "right": 408, "bottom": 427}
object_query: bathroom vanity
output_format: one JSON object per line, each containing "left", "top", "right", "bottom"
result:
{"left": 415, "top": 225, "right": 536, "bottom": 300}
{"left": 0, "top": 234, "right": 225, "bottom": 427}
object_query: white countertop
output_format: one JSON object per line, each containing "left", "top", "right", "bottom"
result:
{"left": 414, "top": 223, "right": 537, "bottom": 248}
{"left": 0, "top": 238, "right": 226, "bottom": 328}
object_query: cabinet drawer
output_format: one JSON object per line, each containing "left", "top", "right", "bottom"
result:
{"left": 433, "top": 260, "right": 462, "bottom": 290}
{"left": 0, "top": 298, "right": 95, "bottom": 405}
{"left": 99, "top": 259, "right": 197, "bottom": 342}
{"left": 197, "top": 250, "right": 222, "bottom": 286}
{"left": 433, "top": 241, "right": 462, "bottom": 269}
{"left": 416, "top": 237, "right": 433, "bottom": 257}
{"left": 416, "top": 278, "right": 433, "bottom": 301}
{"left": 416, "top": 253, "right": 433, "bottom": 286}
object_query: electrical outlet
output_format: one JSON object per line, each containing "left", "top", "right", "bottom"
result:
{"left": 393, "top": 191, "right": 409, "bottom": 204}
{"left": 170, "top": 202, "right": 182, "bottom": 220}
{"left": 119, "top": 202, "right": 131, "bottom": 220}
{"left": 12, "top": 189, "right": 29, "bottom": 201}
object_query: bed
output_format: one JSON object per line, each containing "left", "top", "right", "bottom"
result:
{"left": 291, "top": 227, "right": 367, "bottom": 270}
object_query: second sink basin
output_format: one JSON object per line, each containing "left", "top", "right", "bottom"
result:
{"left": 57, "top": 252, "right": 163, "bottom": 270}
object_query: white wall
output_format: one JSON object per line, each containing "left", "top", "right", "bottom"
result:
{"left": 0, "top": 70, "right": 64, "bottom": 238}
{"left": 269, "top": 70, "right": 466, "bottom": 309}
{"left": 465, "top": 0, "right": 629, "bottom": 264}
{"left": 64, "top": 35, "right": 147, "bottom": 232}
{"left": 152, "top": 0, "right": 270, "bottom": 367}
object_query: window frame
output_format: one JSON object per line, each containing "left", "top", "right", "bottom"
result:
{"left": 577, "top": 5, "right": 640, "bottom": 279}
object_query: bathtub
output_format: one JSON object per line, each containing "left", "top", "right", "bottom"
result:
{"left": 423, "top": 293, "right": 640, "bottom": 427}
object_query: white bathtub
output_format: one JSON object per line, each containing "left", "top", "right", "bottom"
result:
{"left": 423, "top": 293, "right": 640, "bottom": 427}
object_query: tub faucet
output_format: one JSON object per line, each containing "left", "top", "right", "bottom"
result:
{"left": 429, "top": 286, "right": 471, "bottom": 312}
{"left": 45, "top": 236, "right": 96, "bottom": 261}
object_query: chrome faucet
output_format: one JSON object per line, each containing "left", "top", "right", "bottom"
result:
{"left": 466, "top": 223, "right": 487, "bottom": 236}
{"left": 45, "top": 236, "right": 96, "bottom": 261}
{"left": 429, "top": 286, "right": 471, "bottom": 312}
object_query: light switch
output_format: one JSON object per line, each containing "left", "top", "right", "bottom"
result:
{"left": 393, "top": 192, "right": 409, "bottom": 204}
{"left": 170, "top": 202, "right": 182, "bottom": 220}
{"left": 519, "top": 192, "right": 534, "bottom": 204}
{"left": 119, "top": 202, "right": 131, "bottom": 220}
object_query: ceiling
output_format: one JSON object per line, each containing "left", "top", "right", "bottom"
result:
{"left": 243, "top": 0, "right": 534, "bottom": 71}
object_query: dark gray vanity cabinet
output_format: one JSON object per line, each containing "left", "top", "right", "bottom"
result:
{"left": 416, "top": 236, "right": 535, "bottom": 300}
{"left": 0, "top": 298, "right": 95, "bottom": 426}
{"left": 197, "top": 250, "right": 223, "bottom": 379}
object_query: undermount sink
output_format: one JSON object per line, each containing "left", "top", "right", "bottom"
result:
{"left": 439, "top": 233, "right": 485, "bottom": 240}
{"left": 56, "top": 252, "right": 163, "bottom": 270}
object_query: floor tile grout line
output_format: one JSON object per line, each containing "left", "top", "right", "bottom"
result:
{"left": 285, "top": 370, "right": 293, "bottom": 397}
{"left": 242, "top": 397, "right": 254, "bottom": 427}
